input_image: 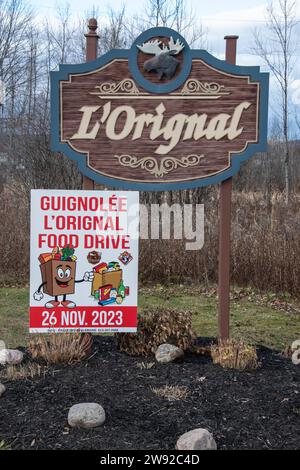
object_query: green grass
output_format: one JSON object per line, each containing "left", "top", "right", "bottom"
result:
{"left": 0, "top": 440, "right": 9, "bottom": 450}
{"left": 0, "top": 286, "right": 300, "bottom": 350}
{"left": 139, "top": 286, "right": 300, "bottom": 350}
{"left": 0, "top": 288, "right": 29, "bottom": 348}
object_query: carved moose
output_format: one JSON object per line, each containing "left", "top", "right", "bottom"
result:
{"left": 137, "top": 37, "right": 184, "bottom": 80}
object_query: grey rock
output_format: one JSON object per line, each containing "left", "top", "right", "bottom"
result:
{"left": 176, "top": 428, "right": 217, "bottom": 450}
{"left": 68, "top": 403, "right": 106, "bottom": 429}
{"left": 0, "top": 349, "right": 23, "bottom": 365}
{"left": 155, "top": 343, "right": 184, "bottom": 364}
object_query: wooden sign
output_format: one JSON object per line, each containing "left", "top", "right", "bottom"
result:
{"left": 51, "top": 27, "right": 269, "bottom": 191}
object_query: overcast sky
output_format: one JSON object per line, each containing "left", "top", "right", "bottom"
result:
{"left": 29, "top": 1, "right": 300, "bottom": 61}
{"left": 28, "top": 0, "right": 300, "bottom": 134}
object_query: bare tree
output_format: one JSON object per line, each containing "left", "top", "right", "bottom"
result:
{"left": 253, "top": 0, "right": 299, "bottom": 203}
{"left": 0, "top": 0, "right": 32, "bottom": 120}
{"left": 99, "top": 6, "right": 129, "bottom": 53}
{"left": 44, "top": 2, "right": 80, "bottom": 65}
{"left": 127, "top": 0, "right": 207, "bottom": 47}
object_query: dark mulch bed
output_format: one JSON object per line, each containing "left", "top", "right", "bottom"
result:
{"left": 0, "top": 337, "right": 299, "bottom": 450}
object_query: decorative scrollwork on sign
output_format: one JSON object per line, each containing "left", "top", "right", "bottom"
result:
{"left": 92, "top": 78, "right": 140, "bottom": 96}
{"left": 181, "top": 79, "right": 229, "bottom": 97}
{"left": 89, "top": 77, "right": 229, "bottom": 100}
{"left": 115, "top": 154, "right": 204, "bottom": 178}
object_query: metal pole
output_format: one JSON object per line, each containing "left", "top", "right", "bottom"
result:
{"left": 218, "top": 35, "right": 238, "bottom": 340}
{"left": 83, "top": 18, "right": 99, "bottom": 190}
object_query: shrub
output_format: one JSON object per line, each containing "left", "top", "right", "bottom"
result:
{"left": 211, "top": 339, "right": 258, "bottom": 371}
{"left": 28, "top": 333, "right": 92, "bottom": 364}
{"left": 116, "top": 308, "right": 196, "bottom": 356}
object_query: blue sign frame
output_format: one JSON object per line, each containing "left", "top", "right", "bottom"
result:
{"left": 51, "top": 27, "right": 269, "bottom": 191}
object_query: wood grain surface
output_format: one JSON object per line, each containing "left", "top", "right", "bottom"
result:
{"left": 60, "top": 55, "right": 259, "bottom": 183}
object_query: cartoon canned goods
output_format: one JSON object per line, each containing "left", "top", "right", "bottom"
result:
{"left": 110, "top": 288, "right": 118, "bottom": 299}
{"left": 99, "top": 284, "right": 112, "bottom": 301}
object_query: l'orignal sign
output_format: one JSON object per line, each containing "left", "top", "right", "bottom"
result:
{"left": 51, "top": 27, "right": 269, "bottom": 191}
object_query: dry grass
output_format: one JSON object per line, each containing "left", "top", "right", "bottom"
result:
{"left": 151, "top": 384, "right": 189, "bottom": 401}
{"left": 211, "top": 339, "right": 258, "bottom": 371}
{"left": 139, "top": 191, "right": 300, "bottom": 299}
{"left": 0, "top": 362, "right": 48, "bottom": 381}
{"left": 28, "top": 333, "right": 92, "bottom": 364}
{"left": 136, "top": 361, "right": 155, "bottom": 369}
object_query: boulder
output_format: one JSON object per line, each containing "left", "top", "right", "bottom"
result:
{"left": 68, "top": 403, "right": 106, "bottom": 429}
{"left": 0, "top": 383, "right": 6, "bottom": 397}
{"left": 0, "top": 349, "right": 23, "bottom": 365}
{"left": 155, "top": 343, "right": 184, "bottom": 364}
{"left": 176, "top": 428, "right": 217, "bottom": 450}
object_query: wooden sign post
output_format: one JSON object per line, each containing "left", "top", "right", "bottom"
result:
{"left": 83, "top": 19, "right": 99, "bottom": 191}
{"left": 50, "top": 23, "right": 269, "bottom": 339}
{"left": 218, "top": 36, "right": 238, "bottom": 340}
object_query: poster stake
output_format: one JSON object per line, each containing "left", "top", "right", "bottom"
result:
{"left": 83, "top": 18, "right": 99, "bottom": 191}
{"left": 218, "top": 35, "right": 238, "bottom": 340}
{"left": 81, "top": 19, "right": 98, "bottom": 342}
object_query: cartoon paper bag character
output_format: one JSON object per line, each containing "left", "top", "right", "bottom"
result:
{"left": 33, "top": 246, "right": 93, "bottom": 308}
{"left": 40, "top": 259, "right": 76, "bottom": 296}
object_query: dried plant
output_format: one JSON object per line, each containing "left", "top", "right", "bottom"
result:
{"left": 0, "top": 363, "right": 48, "bottom": 381}
{"left": 138, "top": 190, "right": 300, "bottom": 300}
{"left": 281, "top": 345, "right": 293, "bottom": 358}
{"left": 28, "top": 333, "right": 92, "bottom": 364}
{"left": 136, "top": 361, "right": 155, "bottom": 369}
{"left": 0, "top": 440, "right": 9, "bottom": 450}
{"left": 151, "top": 384, "right": 189, "bottom": 401}
{"left": 116, "top": 308, "right": 196, "bottom": 356}
{"left": 211, "top": 339, "right": 258, "bottom": 371}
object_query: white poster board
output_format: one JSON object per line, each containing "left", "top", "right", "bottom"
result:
{"left": 30, "top": 190, "right": 139, "bottom": 333}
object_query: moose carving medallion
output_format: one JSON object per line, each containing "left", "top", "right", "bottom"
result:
{"left": 137, "top": 36, "right": 185, "bottom": 79}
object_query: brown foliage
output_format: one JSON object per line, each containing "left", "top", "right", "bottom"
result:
{"left": 0, "top": 185, "right": 30, "bottom": 284}
{"left": 1, "top": 181, "right": 300, "bottom": 299}
{"left": 28, "top": 333, "right": 92, "bottom": 364}
{"left": 139, "top": 190, "right": 300, "bottom": 298}
{"left": 211, "top": 339, "right": 258, "bottom": 371}
{"left": 116, "top": 308, "right": 196, "bottom": 356}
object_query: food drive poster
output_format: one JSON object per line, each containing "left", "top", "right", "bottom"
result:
{"left": 30, "top": 190, "right": 139, "bottom": 333}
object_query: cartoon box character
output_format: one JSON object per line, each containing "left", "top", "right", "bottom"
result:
{"left": 33, "top": 247, "right": 93, "bottom": 308}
